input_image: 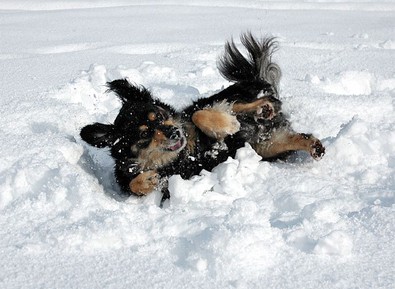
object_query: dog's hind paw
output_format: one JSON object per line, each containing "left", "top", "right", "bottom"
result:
{"left": 255, "top": 102, "right": 275, "bottom": 121}
{"left": 233, "top": 98, "right": 276, "bottom": 121}
{"left": 310, "top": 139, "right": 325, "bottom": 160}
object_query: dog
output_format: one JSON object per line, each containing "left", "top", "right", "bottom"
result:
{"left": 80, "top": 32, "right": 325, "bottom": 200}
{"left": 80, "top": 79, "right": 242, "bottom": 199}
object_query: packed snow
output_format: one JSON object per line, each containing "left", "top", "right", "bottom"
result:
{"left": 0, "top": 1, "right": 394, "bottom": 288}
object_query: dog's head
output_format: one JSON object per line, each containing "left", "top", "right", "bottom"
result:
{"left": 80, "top": 79, "right": 186, "bottom": 170}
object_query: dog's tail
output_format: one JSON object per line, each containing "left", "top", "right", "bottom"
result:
{"left": 218, "top": 32, "right": 281, "bottom": 94}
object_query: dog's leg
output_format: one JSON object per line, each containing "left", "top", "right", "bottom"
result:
{"left": 129, "top": 170, "right": 159, "bottom": 196}
{"left": 192, "top": 101, "right": 240, "bottom": 140}
{"left": 253, "top": 131, "right": 325, "bottom": 160}
{"left": 233, "top": 97, "right": 276, "bottom": 120}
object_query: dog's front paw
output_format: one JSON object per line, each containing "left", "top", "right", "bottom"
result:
{"left": 129, "top": 170, "right": 159, "bottom": 196}
{"left": 192, "top": 105, "right": 240, "bottom": 140}
{"left": 310, "top": 139, "right": 325, "bottom": 160}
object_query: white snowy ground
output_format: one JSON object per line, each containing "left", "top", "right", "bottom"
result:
{"left": 0, "top": 1, "right": 394, "bottom": 288}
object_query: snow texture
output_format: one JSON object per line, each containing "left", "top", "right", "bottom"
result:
{"left": 0, "top": 1, "right": 394, "bottom": 288}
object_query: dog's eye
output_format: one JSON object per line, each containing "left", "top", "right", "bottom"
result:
{"left": 156, "top": 112, "right": 165, "bottom": 122}
{"left": 140, "top": 130, "right": 149, "bottom": 138}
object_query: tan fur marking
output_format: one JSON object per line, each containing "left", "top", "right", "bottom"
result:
{"left": 184, "top": 122, "right": 197, "bottom": 153}
{"left": 148, "top": 112, "right": 156, "bottom": 121}
{"left": 153, "top": 130, "right": 167, "bottom": 143}
{"left": 129, "top": 170, "right": 158, "bottom": 195}
{"left": 164, "top": 119, "right": 175, "bottom": 126}
{"left": 139, "top": 125, "right": 148, "bottom": 131}
{"left": 138, "top": 146, "right": 179, "bottom": 170}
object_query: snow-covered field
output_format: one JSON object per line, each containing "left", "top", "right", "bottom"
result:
{"left": 1, "top": 1, "right": 394, "bottom": 288}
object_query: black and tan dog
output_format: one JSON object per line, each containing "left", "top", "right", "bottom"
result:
{"left": 80, "top": 33, "right": 325, "bottom": 199}
{"left": 80, "top": 79, "right": 242, "bottom": 198}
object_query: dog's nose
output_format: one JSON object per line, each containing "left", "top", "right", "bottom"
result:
{"left": 169, "top": 128, "right": 182, "bottom": 140}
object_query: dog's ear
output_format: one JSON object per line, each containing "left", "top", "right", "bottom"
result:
{"left": 80, "top": 123, "right": 117, "bottom": 148}
{"left": 107, "top": 79, "right": 153, "bottom": 104}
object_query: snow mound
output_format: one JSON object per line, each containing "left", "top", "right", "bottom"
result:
{"left": 322, "top": 71, "right": 373, "bottom": 95}
{"left": 379, "top": 39, "right": 395, "bottom": 50}
{"left": 307, "top": 71, "right": 395, "bottom": 97}
{"left": 314, "top": 230, "right": 353, "bottom": 256}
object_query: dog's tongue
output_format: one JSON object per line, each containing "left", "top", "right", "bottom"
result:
{"left": 169, "top": 139, "right": 183, "bottom": 151}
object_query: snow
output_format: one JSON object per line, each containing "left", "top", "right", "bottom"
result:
{"left": 0, "top": 0, "right": 394, "bottom": 288}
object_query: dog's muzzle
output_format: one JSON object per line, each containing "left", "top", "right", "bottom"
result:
{"left": 169, "top": 128, "right": 183, "bottom": 140}
{"left": 164, "top": 127, "right": 186, "bottom": 152}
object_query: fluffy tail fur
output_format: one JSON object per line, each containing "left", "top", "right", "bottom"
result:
{"left": 218, "top": 32, "right": 282, "bottom": 95}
